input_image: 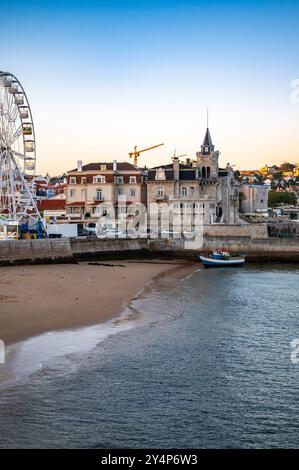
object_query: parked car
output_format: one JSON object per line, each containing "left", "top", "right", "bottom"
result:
{"left": 160, "top": 229, "right": 180, "bottom": 238}
{"left": 183, "top": 229, "right": 195, "bottom": 239}
{"left": 98, "top": 228, "right": 126, "bottom": 238}
{"left": 77, "top": 228, "right": 96, "bottom": 238}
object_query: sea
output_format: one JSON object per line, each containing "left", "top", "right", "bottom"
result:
{"left": 0, "top": 263, "right": 299, "bottom": 448}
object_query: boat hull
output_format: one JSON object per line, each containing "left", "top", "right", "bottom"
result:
{"left": 199, "top": 255, "right": 245, "bottom": 267}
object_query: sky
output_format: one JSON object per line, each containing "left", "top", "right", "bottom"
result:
{"left": 1, "top": 0, "right": 299, "bottom": 175}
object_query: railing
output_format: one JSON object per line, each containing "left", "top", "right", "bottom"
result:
{"left": 155, "top": 194, "right": 168, "bottom": 201}
{"left": 199, "top": 177, "right": 218, "bottom": 183}
{"left": 93, "top": 196, "right": 104, "bottom": 202}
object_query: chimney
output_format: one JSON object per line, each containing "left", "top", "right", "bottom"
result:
{"left": 77, "top": 160, "right": 82, "bottom": 172}
{"left": 113, "top": 159, "right": 117, "bottom": 172}
{"left": 172, "top": 156, "right": 180, "bottom": 181}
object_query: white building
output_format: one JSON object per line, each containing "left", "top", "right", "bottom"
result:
{"left": 239, "top": 184, "right": 270, "bottom": 214}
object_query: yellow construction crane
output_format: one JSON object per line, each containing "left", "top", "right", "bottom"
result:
{"left": 129, "top": 143, "right": 164, "bottom": 166}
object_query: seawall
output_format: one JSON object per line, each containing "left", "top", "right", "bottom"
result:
{"left": 0, "top": 235, "right": 298, "bottom": 266}
{"left": 0, "top": 239, "right": 74, "bottom": 266}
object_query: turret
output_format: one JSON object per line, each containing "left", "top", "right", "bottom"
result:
{"left": 196, "top": 127, "right": 219, "bottom": 178}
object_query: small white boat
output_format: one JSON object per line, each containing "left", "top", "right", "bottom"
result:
{"left": 199, "top": 251, "right": 245, "bottom": 268}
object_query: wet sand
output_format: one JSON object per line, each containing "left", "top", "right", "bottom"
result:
{"left": 0, "top": 260, "right": 196, "bottom": 345}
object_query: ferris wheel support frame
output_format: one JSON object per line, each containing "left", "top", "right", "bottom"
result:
{"left": 0, "top": 71, "right": 46, "bottom": 234}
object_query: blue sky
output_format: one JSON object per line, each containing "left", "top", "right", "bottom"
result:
{"left": 2, "top": 0, "right": 299, "bottom": 174}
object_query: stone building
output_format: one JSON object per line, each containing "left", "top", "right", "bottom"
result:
{"left": 146, "top": 127, "right": 239, "bottom": 230}
{"left": 239, "top": 184, "right": 270, "bottom": 215}
{"left": 65, "top": 160, "right": 146, "bottom": 223}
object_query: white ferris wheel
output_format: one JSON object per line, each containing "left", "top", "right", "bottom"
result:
{"left": 0, "top": 71, "right": 44, "bottom": 231}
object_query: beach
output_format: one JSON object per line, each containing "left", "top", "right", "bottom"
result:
{"left": 0, "top": 260, "right": 196, "bottom": 345}
{"left": 1, "top": 264, "right": 299, "bottom": 448}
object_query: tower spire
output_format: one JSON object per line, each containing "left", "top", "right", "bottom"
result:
{"left": 201, "top": 109, "right": 214, "bottom": 154}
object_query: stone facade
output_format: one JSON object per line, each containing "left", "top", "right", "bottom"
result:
{"left": 147, "top": 128, "right": 239, "bottom": 229}
{"left": 239, "top": 184, "right": 270, "bottom": 214}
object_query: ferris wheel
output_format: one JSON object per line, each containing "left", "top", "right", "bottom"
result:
{"left": 0, "top": 71, "right": 44, "bottom": 232}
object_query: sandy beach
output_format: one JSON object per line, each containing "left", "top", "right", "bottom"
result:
{"left": 0, "top": 260, "right": 196, "bottom": 345}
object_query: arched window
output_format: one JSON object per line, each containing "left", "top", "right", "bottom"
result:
{"left": 181, "top": 186, "right": 187, "bottom": 197}
{"left": 202, "top": 167, "right": 206, "bottom": 178}
{"left": 189, "top": 187, "right": 195, "bottom": 197}
{"left": 207, "top": 166, "right": 211, "bottom": 177}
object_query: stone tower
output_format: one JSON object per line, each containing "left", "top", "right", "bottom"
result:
{"left": 196, "top": 128, "right": 219, "bottom": 178}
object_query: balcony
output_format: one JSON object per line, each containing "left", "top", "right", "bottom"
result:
{"left": 155, "top": 194, "right": 168, "bottom": 202}
{"left": 199, "top": 177, "right": 218, "bottom": 184}
{"left": 93, "top": 196, "right": 105, "bottom": 202}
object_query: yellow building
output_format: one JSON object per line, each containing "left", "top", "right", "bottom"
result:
{"left": 259, "top": 165, "right": 269, "bottom": 176}
{"left": 293, "top": 167, "right": 299, "bottom": 177}
{"left": 282, "top": 171, "right": 294, "bottom": 178}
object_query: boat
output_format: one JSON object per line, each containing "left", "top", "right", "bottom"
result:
{"left": 199, "top": 250, "right": 245, "bottom": 268}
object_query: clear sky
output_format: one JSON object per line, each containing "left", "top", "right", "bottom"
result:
{"left": 2, "top": 0, "right": 299, "bottom": 175}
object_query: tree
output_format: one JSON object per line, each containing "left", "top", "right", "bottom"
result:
{"left": 280, "top": 162, "right": 295, "bottom": 172}
{"left": 273, "top": 171, "right": 283, "bottom": 180}
{"left": 234, "top": 170, "right": 241, "bottom": 182}
{"left": 268, "top": 191, "right": 297, "bottom": 207}
{"left": 254, "top": 174, "right": 264, "bottom": 184}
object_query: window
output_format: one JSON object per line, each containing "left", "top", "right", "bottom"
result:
{"left": 156, "top": 168, "right": 166, "bottom": 181}
{"left": 130, "top": 188, "right": 136, "bottom": 197}
{"left": 69, "top": 189, "right": 76, "bottom": 198}
{"left": 118, "top": 188, "right": 124, "bottom": 196}
{"left": 100, "top": 165, "right": 107, "bottom": 171}
{"left": 81, "top": 189, "right": 87, "bottom": 199}
{"left": 116, "top": 176, "right": 124, "bottom": 184}
{"left": 69, "top": 177, "right": 76, "bottom": 184}
{"left": 129, "top": 176, "right": 137, "bottom": 184}
{"left": 156, "top": 187, "right": 164, "bottom": 196}
{"left": 189, "top": 187, "right": 195, "bottom": 197}
{"left": 95, "top": 189, "right": 102, "bottom": 201}
{"left": 81, "top": 177, "right": 87, "bottom": 184}
{"left": 207, "top": 166, "right": 211, "bottom": 178}
{"left": 181, "top": 187, "right": 187, "bottom": 197}
{"left": 93, "top": 175, "right": 105, "bottom": 183}
{"left": 68, "top": 207, "right": 79, "bottom": 215}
